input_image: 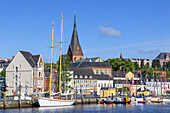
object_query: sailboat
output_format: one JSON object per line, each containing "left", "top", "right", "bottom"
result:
{"left": 38, "top": 13, "right": 75, "bottom": 107}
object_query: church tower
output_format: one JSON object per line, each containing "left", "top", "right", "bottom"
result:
{"left": 67, "top": 13, "right": 83, "bottom": 63}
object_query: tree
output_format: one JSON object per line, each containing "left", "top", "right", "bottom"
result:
{"left": 105, "top": 58, "right": 135, "bottom": 72}
{"left": 56, "top": 54, "right": 73, "bottom": 93}
{"left": 140, "top": 59, "right": 144, "bottom": 68}
{"left": 0, "top": 69, "right": 6, "bottom": 77}
{"left": 134, "top": 62, "right": 139, "bottom": 70}
{"left": 152, "top": 61, "right": 160, "bottom": 68}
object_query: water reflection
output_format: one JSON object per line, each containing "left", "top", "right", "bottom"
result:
{"left": 0, "top": 103, "right": 170, "bottom": 113}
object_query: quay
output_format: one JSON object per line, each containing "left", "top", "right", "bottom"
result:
{"left": 0, "top": 98, "right": 99, "bottom": 109}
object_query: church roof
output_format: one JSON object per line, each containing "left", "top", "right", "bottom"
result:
{"left": 68, "top": 13, "right": 83, "bottom": 55}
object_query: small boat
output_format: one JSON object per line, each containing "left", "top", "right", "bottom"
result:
{"left": 105, "top": 97, "right": 112, "bottom": 104}
{"left": 136, "top": 98, "right": 147, "bottom": 104}
{"left": 113, "top": 97, "right": 130, "bottom": 104}
{"left": 99, "top": 99, "right": 105, "bottom": 104}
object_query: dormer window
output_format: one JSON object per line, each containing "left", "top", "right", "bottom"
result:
{"left": 75, "top": 75, "right": 78, "bottom": 78}
{"left": 80, "top": 75, "right": 83, "bottom": 78}
{"left": 85, "top": 75, "right": 88, "bottom": 79}
{"left": 89, "top": 76, "right": 92, "bottom": 79}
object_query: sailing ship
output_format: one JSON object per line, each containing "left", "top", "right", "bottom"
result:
{"left": 38, "top": 13, "right": 75, "bottom": 107}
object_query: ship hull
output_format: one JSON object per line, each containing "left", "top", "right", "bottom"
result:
{"left": 38, "top": 98, "right": 75, "bottom": 107}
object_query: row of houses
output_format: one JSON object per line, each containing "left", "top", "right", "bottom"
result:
{"left": 1, "top": 13, "right": 170, "bottom": 97}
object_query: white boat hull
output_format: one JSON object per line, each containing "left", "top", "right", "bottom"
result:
{"left": 38, "top": 98, "right": 75, "bottom": 107}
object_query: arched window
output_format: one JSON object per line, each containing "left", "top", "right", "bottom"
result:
{"left": 39, "top": 72, "right": 41, "bottom": 77}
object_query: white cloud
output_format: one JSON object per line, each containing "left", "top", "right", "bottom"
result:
{"left": 99, "top": 26, "right": 122, "bottom": 37}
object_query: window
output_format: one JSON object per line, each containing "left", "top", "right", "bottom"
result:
{"left": 94, "top": 85, "right": 96, "bottom": 88}
{"left": 109, "top": 70, "right": 111, "bottom": 75}
{"left": 80, "top": 75, "right": 83, "bottom": 78}
{"left": 80, "top": 84, "right": 83, "bottom": 88}
{"left": 89, "top": 76, "right": 92, "bottom": 79}
{"left": 94, "top": 80, "right": 96, "bottom": 83}
{"left": 101, "top": 83, "right": 103, "bottom": 87}
{"left": 39, "top": 72, "right": 41, "bottom": 77}
{"left": 100, "top": 70, "right": 103, "bottom": 75}
{"left": 13, "top": 65, "right": 14, "bottom": 69}
{"left": 19, "top": 73, "right": 21, "bottom": 79}
{"left": 85, "top": 75, "right": 88, "bottom": 79}
{"left": 98, "top": 83, "right": 100, "bottom": 87}
{"left": 74, "top": 57, "right": 76, "bottom": 62}
{"left": 96, "top": 70, "right": 99, "bottom": 74}
{"left": 16, "top": 67, "right": 18, "bottom": 72}
{"left": 80, "top": 80, "right": 83, "bottom": 83}
{"left": 105, "top": 70, "right": 107, "bottom": 74}
{"left": 20, "top": 65, "right": 21, "bottom": 69}
{"left": 90, "top": 80, "right": 93, "bottom": 83}
{"left": 75, "top": 75, "right": 78, "bottom": 78}
{"left": 90, "top": 85, "right": 93, "bottom": 88}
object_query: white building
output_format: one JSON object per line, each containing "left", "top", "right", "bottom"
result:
{"left": 146, "top": 77, "right": 170, "bottom": 96}
{"left": 6, "top": 51, "right": 44, "bottom": 96}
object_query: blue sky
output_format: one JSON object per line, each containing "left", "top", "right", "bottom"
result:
{"left": 0, "top": 0, "right": 170, "bottom": 62}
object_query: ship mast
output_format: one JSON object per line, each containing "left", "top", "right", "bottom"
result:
{"left": 59, "top": 13, "right": 63, "bottom": 96}
{"left": 49, "top": 22, "right": 54, "bottom": 98}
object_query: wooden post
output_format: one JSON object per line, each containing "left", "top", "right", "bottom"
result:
{"left": 156, "top": 67, "right": 158, "bottom": 97}
{"left": 136, "top": 70, "right": 138, "bottom": 96}
{"left": 145, "top": 69, "right": 148, "bottom": 96}
{"left": 161, "top": 75, "right": 162, "bottom": 97}
{"left": 153, "top": 69, "right": 155, "bottom": 97}
{"left": 3, "top": 92, "right": 6, "bottom": 109}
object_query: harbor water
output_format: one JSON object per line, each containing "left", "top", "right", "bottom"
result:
{"left": 0, "top": 103, "right": 170, "bottom": 113}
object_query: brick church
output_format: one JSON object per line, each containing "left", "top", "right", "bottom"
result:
{"left": 67, "top": 14, "right": 83, "bottom": 63}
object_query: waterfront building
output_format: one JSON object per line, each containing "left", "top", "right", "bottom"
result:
{"left": 120, "top": 53, "right": 151, "bottom": 67}
{"left": 72, "top": 61, "right": 112, "bottom": 77}
{"left": 72, "top": 68, "right": 113, "bottom": 96}
{"left": 0, "top": 77, "right": 6, "bottom": 91}
{"left": 67, "top": 14, "right": 83, "bottom": 63}
{"left": 152, "top": 52, "right": 170, "bottom": 67}
{"left": 44, "top": 67, "right": 57, "bottom": 92}
{"left": 146, "top": 76, "right": 170, "bottom": 96}
{"left": 6, "top": 51, "right": 44, "bottom": 96}
{"left": 113, "top": 71, "right": 143, "bottom": 96}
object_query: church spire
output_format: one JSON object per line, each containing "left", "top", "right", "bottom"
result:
{"left": 67, "top": 12, "right": 84, "bottom": 63}
{"left": 74, "top": 10, "right": 76, "bottom": 28}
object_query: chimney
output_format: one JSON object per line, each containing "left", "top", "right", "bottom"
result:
{"left": 12, "top": 56, "right": 15, "bottom": 59}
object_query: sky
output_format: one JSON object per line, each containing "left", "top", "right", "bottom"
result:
{"left": 0, "top": 0, "right": 170, "bottom": 63}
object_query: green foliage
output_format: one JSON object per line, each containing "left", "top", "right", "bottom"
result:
{"left": 140, "top": 59, "right": 144, "bottom": 68}
{"left": 44, "top": 63, "right": 56, "bottom": 69}
{"left": 0, "top": 69, "right": 6, "bottom": 77}
{"left": 105, "top": 58, "right": 135, "bottom": 72}
{"left": 152, "top": 62, "right": 160, "bottom": 68}
{"left": 56, "top": 54, "right": 73, "bottom": 93}
{"left": 134, "top": 62, "right": 139, "bottom": 70}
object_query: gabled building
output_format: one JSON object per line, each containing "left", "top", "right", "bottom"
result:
{"left": 72, "top": 68, "right": 113, "bottom": 96}
{"left": 120, "top": 53, "right": 151, "bottom": 67}
{"left": 6, "top": 51, "right": 44, "bottom": 96}
{"left": 67, "top": 14, "right": 83, "bottom": 63}
{"left": 72, "top": 62, "right": 112, "bottom": 77}
{"left": 153, "top": 52, "right": 170, "bottom": 67}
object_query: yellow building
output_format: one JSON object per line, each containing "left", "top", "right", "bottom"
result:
{"left": 131, "top": 85, "right": 150, "bottom": 96}
{"left": 100, "top": 88, "right": 116, "bottom": 97}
